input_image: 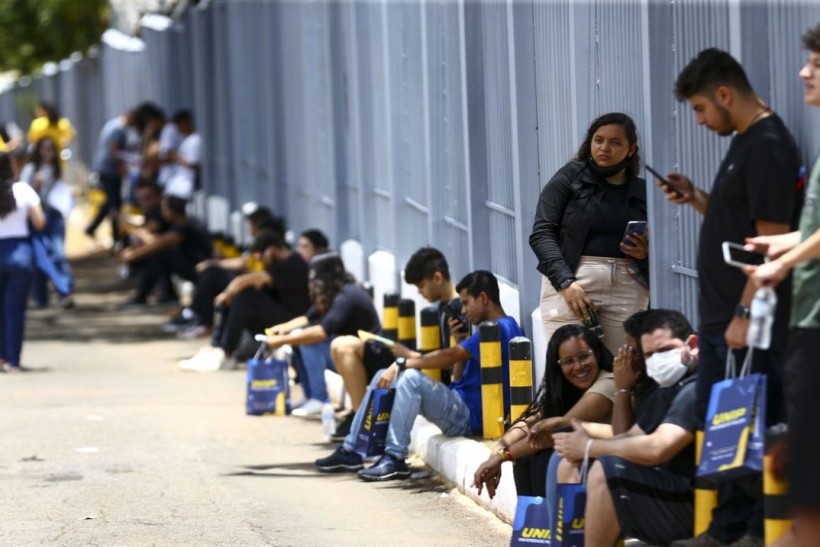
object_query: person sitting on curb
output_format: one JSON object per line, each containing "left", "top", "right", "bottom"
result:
{"left": 549, "top": 309, "right": 699, "bottom": 547}
{"left": 328, "top": 246, "right": 460, "bottom": 440}
{"left": 314, "top": 270, "right": 524, "bottom": 482}
{"left": 118, "top": 195, "right": 211, "bottom": 308}
{"left": 263, "top": 252, "right": 381, "bottom": 417}
{"left": 179, "top": 229, "right": 310, "bottom": 372}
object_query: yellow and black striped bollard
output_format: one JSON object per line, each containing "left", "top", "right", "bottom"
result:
{"left": 419, "top": 305, "right": 442, "bottom": 381}
{"left": 694, "top": 430, "right": 718, "bottom": 535}
{"left": 382, "top": 293, "right": 399, "bottom": 342}
{"left": 508, "top": 337, "right": 533, "bottom": 423}
{"left": 764, "top": 424, "right": 791, "bottom": 545}
{"left": 397, "top": 299, "right": 417, "bottom": 350}
{"left": 479, "top": 321, "right": 505, "bottom": 439}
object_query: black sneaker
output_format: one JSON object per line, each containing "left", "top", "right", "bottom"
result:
{"left": 329, "top": 413, "right": 354, "bottom": 442}
{"left": 315, "top": 446, "right": 363, "bottom": 473}
{"left": 163, "top": 310, "right": 199, "bottom": 333}
{"left": 357, "top": 454, "right": 410, "bottom": 482}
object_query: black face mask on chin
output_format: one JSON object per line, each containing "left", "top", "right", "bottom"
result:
{"left": 587, "top": 157, "right": 630, "bottom": 179}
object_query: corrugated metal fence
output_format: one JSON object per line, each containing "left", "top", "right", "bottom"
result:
{"left": 2, "top": 0, "right": 820, "bottom": 335}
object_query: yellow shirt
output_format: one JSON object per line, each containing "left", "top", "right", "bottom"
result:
{"left": 0, "top": 136, "right": 6, "bottom": 153}
{"left": 27, "top": 117, "right": 76, "bottom": 150}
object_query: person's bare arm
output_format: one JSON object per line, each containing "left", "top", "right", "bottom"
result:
{"left": 120, "top": 231, "right": 183, "bottom": 263}
{"left": 28, "top": 204, "right": 46, "bottom": 231}
{"left": 265, "top": 324, "right": 327, "bottom": 348}
{"left": 266, "top": 316, "right": 310, "bottom": 335}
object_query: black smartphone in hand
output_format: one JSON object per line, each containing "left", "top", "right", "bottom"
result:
{"left": 646, "top": 164, "right": 683, "bottom": 197}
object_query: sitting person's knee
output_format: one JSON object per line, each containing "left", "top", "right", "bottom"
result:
{"left": 586, "top": 460, "right": 607, "bottom": 489}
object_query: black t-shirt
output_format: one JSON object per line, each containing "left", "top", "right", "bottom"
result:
{"left": 306, "top": 283, "right": 381, "bottom": 336}
{"left": 145, "top": 208, "right": 170, "bottom": 234}
{"left": 635, "top": 376, "right": 697, "bottom": 479}
{"left": 171, "top": 219, "right": 212, "bottom": 264}
{"left": 265, "top": 252, "right": 310, "bottom": 317}
{"left": 697, "top": 114, "right": 802, "bottom": 343}
{"left": 582, "top": 180, "right": 631, "bottom": 258}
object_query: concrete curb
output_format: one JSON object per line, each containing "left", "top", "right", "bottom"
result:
{"left": 409, "top": 417, "right": 518, "bottom": 523}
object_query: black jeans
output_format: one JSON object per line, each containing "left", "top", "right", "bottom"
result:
{"left": 512, "top": 448, "right": 552, "bottom": 497}
{"left": 135, "top": 249, "right": 197, "bottom": 303}
{"left": 86, "top": 173, "right": 123, "bottom": 242}
{"left": 191, "top": 266, "right": 234, "bottom": 326}
{"left": 217, "top": 288, "right": 294, "bottom": 355}
{"left": 697, "top": 331, "right": 785, "bottom": 542}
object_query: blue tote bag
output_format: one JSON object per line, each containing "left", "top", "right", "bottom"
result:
{"left": 246, "top": 344, "right": 290, "bottom": 416}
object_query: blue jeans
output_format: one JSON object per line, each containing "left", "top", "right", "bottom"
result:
{"left": 32, "top": 208, "right": 73, "bottom": 305}
{"left": 697, "top": 331, "right": 784, "bottom": 542}
{"left": 293, "top": 339, "right": 336, "bottom": 402}
{"left": 0, "top": 238, "right": 34, "bottom": 366}
{"left": 342, "top": 369, "right": 471, "bottom": 459}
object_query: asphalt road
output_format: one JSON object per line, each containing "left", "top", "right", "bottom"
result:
{"left": 0, "top": 255, "right": 511, "bottom": 547}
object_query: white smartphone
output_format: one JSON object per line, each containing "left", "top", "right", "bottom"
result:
{"left": 254, "top": 334, "right": 276, "bottom": 344}
{"left": 721, "top": 241, "right": 769, "bottom": 268}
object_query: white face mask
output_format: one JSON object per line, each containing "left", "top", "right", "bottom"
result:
{"left": 645, "top": 347, "right": 688, "bottom": 387}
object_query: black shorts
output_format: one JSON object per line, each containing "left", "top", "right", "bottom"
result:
{"left": 785, "top": 328, "right": 820, "bottom": 507}
{"left": 598, "top": 456, "right": 693, "bottom": 545}
{"left": 362, "top": 341, "right": 396, "bottom": 381}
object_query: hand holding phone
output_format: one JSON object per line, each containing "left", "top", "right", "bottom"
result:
{"left": 622, "top": 221, "right": 648, "bottom": 247}
{"left": 722, "top": 241, "right": 769, "bottom": 269}
{"left": 442, "top": 300, "right": 467, "bottom": 333}
{"left": 646, "top": 165, "right": 694, "bottom": 202}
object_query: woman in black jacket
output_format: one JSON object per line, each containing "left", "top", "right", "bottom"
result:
{"left": 529, "top": 112, "right": 649, "bottom": 356}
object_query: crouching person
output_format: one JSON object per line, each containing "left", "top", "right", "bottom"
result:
{"left": 551, "top": 309, "right": 699, "bottom": 546}
{"left": 315, "top": 270, "right": 524, "bottom": 481}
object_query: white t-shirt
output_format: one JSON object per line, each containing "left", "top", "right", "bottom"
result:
{"left": 157, "top": 123, "right": 183, "bottom": 187}
{"left": 164, "top": 133, "right": 201, "bottom": 200}
{"left": 0, "top": 182, "right": 41, "bottom": 238}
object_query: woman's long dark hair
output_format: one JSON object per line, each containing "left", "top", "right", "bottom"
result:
{"left": 30, "top": 137, "right": 61, "bottom": 180}
{"left": 308, "top": 252, "right": 355, "bottom": 316}
{"left": 0, "top": 153, "right": 16, "bottom": 218}
{"left": 514, "top": 324, "right": 613, "bottom": 425}
{"left": 574, "top": 112, "right": 641, "bottom": 178}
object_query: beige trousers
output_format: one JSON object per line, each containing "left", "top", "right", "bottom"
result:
{"left": 540, "top": 256, "right": 650, "bottom": 357}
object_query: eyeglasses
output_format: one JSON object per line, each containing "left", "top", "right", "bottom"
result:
{"left": 559, "top": 349, "right": 595, "bottom": 368}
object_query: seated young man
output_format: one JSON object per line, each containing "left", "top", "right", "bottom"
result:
{"left": 179, "top": 230, "right": 310, "bottom": 371}
{"left": 328, "top": 246, "right": 460, "bottom": 439}
{"left": 118, "top": 195, "right": 211, "bottom": 307}
{"left": 550, "top": 309, "right": 699, "bottom": 546}
{"left": 315, "top": 270, "right": 524, "bottom": 482}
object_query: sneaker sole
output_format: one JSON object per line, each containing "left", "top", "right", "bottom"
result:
{"left": 357, "top": 469, "right": 411, "bottom": 482}
{"left": 315, "top": 463, "right": 364, "bottom": 473}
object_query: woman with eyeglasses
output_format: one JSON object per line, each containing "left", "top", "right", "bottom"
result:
{"left": 472, "top": 324, "right": 615, "bottom": 497}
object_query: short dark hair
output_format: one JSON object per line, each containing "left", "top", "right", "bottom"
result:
{"left": 250, "top": 229, "right": 286, "bottom": 253}
{"left": 455, "top": 270, "right": 500, "bottom": 306}
{"left": 404, "top": 247, "right": 451, "bottom": 284}
{"left": 675, "top": 48, "right": 754, "bottom": 101}
{"left": 803, "top": 24, "right": 820, "bottom": 53}
{"left": 574, "top": 112, "right": 641, "bottom": 178}
{"left": 622, "top": 310, "right": 649, "bottom": 341}
{"left": 162, "top": 195, "right": 188, "bottom": 216}
{"left": 637, "top": 309, "right": 694, "bottom": 342}
{"left": 134, "top": 177, "right": 161, "bottom": 194}
{"left": 299, "top": 229, "right": 329, "bottom": 252}
{"left": 172, "top": 109, "right": 193, "bottom": 125}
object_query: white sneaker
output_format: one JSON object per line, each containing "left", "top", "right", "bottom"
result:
{"left": 179, "top": 347, "right": 225, "bottom": 372}
{"left": 291, "top": 398, "right": 324, "bottom": 417}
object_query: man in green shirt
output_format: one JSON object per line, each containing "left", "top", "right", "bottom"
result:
{"left": 747, "top": 22, "right": 820, "bottom": 547}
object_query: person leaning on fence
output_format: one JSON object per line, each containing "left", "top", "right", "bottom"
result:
{"left": 262, "top": 252, "right": 381, "bottom": 417}
{"left": 529, "top": 112, "right": 650, "bottom": 358}
{"left": 472, "top": 324, "right": 616, "bottom": 499}
{"left": 660, "top": 48, "right": 803, "bottom": 547}
{"left": 549, "top": 309, "right": 699, "bottom": 546}
{"left": 0, "top": 152, "right": 45, "bottom": 372}
{"left": 745, "top": 24, "right": 820, "bottom": 547}
{"left": 315, "top": 270, "right": 525, "bottom": 482}
{"left": 179, "top": 229, "right": 310, "bottom": 372}
{"left": 328, "top": 246, "right": 460, "bottom": 441}
{"left": 117, "top": 195, "right": 212, "bottom": 308}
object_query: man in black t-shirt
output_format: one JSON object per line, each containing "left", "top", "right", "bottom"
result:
{"left": 118, "top": 195, "right": 212, "bottom": 307}
{"left": 655, "top": 48, "right": 802, "bottom": 547}
{"left": 179, "top": 230, "right": 311, "bottom": 372}
{"left": 552, "top": 309, "right": 699, "bottom": 546}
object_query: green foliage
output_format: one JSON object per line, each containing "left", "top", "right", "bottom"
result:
{"left": 0, "top": 0, "right": 110, "bottom": 75}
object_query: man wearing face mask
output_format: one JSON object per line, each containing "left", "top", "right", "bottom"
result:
{"left": 552, "top": 309, "right": 699, "bottom": 546}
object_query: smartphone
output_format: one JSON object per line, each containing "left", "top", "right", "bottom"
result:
{"left": 622, "top": 221, "right": 648, "bottom": 247}
{"left": 646, "top": 164, "right": 683, "bottom": 197}
{"left": 442, "top": 299, "right": 467, "bottom": 330}
{"left": 721, "top": 241, "right": 769, "bottom": 268}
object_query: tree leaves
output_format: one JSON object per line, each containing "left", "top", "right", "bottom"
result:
{"left": 0, "top": 0, "right": 109, "bottom": 75}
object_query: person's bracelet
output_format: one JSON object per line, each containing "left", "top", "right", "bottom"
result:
{"left": 614, "top": 388, "right": 632, "bottom": 397}
{"left": 495, "top": 443, "right": 514, "bottom": 462}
